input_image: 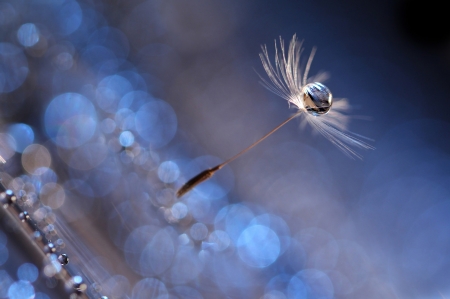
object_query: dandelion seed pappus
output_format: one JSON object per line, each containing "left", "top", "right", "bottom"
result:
{"left": 175, "top": 34, "right": 373, "bottom": 198}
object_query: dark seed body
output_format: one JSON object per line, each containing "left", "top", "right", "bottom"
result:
{"left": 176, "top": 165, "right": 221, "bottom": 198}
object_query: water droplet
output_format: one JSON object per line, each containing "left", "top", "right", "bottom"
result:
{"left": 44, "top": 243, "right": 56, "bottom": 254}
{"left": 58, "top": 254, "right": 69, "bottom": 265}
{"left": 72, "top": 275, "right": 86, "bottom": 293}
{"left": 0, "top": 190, "right": 16, "bottom": 205}
{"left": 32, "top": 231, "right": 41, "bottom": 241}
{"left": 19, "top": 211, "right": 30, "bottom": 222}
{"left": 302, "top": 82, "right": 332, "bottom": 115}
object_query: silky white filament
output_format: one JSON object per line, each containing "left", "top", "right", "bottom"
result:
{"left": 177, "top": 35, "right": 374, "bottom": 198}
{"left": 259, "top": 34, "right": 374, "bottom": 158}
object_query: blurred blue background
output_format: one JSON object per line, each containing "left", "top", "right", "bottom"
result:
{"left": 1, "top": 0, "right": 449, "bottom": 298}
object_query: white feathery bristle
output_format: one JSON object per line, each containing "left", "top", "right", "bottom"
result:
{"left": 259, "top": 35, "right": 374, "bottom": 158}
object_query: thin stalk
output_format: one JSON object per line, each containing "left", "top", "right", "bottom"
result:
{"left": 176, "top": 110, "right": 303, "bottom": 197}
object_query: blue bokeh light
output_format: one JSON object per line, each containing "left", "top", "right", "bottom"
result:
{"left": 17, "top": 23, "right": 40, "bottom": 47}
{"left": 125, "top": 226, "right": 161, "bottom": 275}
{"left": 190, "top": 222, "right": 208, "bottom": 241}
{"left": 45, "top": 92, "right": 97, "bottom": 148}
{"left": 115, "top": 109, "right": 135, "bottom": 131}
{"left": 287, "top": 275, "right": 308, "bottom": 299}
{"left": 288, "top": 269, "right": 334, "bottom": 299}
{"left": 158, "top": 161, "right": 180, "bottom": 183}
{"left": 32, "top": 167, "right": 58, "bottom": 186}
{"left": 139, "top": 229, "right": 174, "bottom": 276}
{"left": 171, "top": 202, "right": 188, "bottom": 220}
{"left": 119, "top": 131, "right": 135, "bottom": 147}
{"left": 170, "top": 247, "right": 203, "bottom": 284}
{"left": 17, "top": 263, "right": 39, "bottom": 282}
{"left": 250, "top": 214, "right": 291, "bottom": 255}
{"left": 96, "top": 75, "right": 133, "bottom": 113}
{"left": 237, "top": 225, "right": 281, "bottom": 268}
{"left": 135, "top": 100, "right": 177, "bottom": 148}
{"left": 54, "top": 52, "right": 74, "bottom": 71}
{"left": 215, "top": 204, "right": 254, "bottom": 242}
{"left": 54, "top": 0, "right": 83, "bottom": 36}
{"left": 7, "top": 280, "right": 35, "bottom": 299}
{"left": 7, "top": 123, "right": 34, "bottom": 153}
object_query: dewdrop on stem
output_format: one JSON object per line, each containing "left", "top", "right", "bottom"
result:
{"left": 176, "top": 35, "right": 373, "bottom": 198}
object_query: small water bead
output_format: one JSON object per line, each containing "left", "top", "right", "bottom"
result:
{"left": 19, "top": 211, "right": 30, "bottom": 222}
{"left": 32, "top": 231, "right": 42, "bottom": 241}
{"left": 302, "top": 82, "right": 332, "bottom": 116}
{"left": 72, "top": 276, "right": 87, "bottom": 293}
{"left": 58, "top": 253, "right": 69, "bottom": 265}
{"left": 44, "top": 243, "right": 56, "bottom": 254}
{"left": 1, "top": 190, "right": 16, "bottom": 205}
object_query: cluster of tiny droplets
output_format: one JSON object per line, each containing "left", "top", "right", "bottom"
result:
{"left": 0, "top": 186, "right": 111, "bottom": 298}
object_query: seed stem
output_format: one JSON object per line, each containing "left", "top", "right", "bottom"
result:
{"left": 176, "top": 110, "right": 302, "bottom": 197}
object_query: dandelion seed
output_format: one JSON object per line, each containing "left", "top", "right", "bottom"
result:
{"left": 176, "top": 35, "right": 373, "bottom": 198}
